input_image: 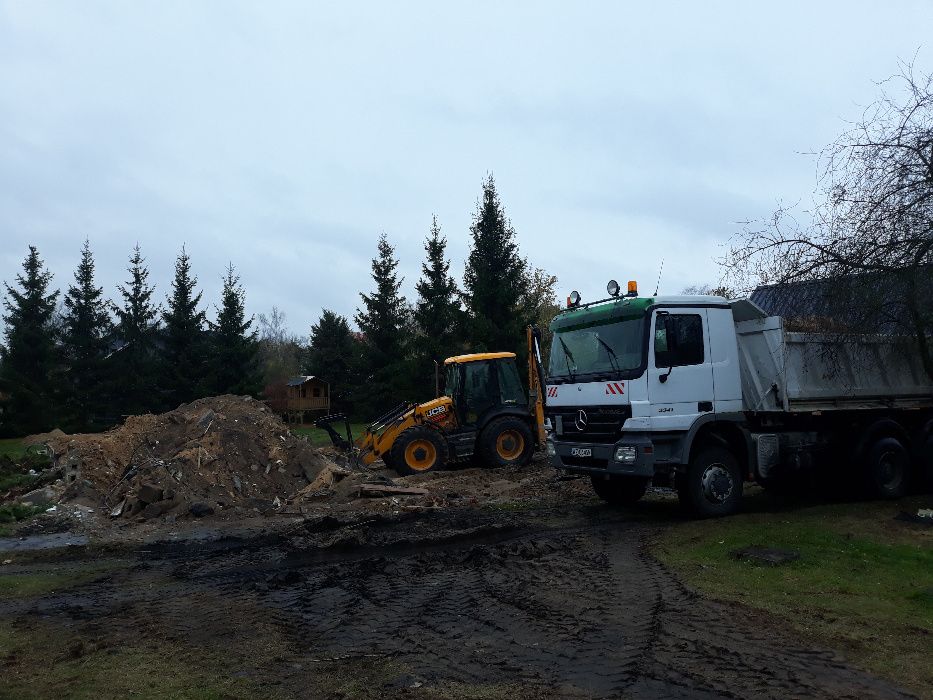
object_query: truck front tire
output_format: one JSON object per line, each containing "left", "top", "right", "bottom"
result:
{"left": 863, "top": 436, "right": 908, "bottom": 499}
{"left": 678, "top": 446, "right": 743, "bottom": 518}
{"left": 591, "top": 475, "right": 649, "bottom": 506}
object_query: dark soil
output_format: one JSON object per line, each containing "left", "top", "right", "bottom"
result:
{"left": 0, "top": 503, "right": 915, "bottom": 699}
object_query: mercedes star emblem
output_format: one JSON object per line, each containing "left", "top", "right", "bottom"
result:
{"left": 575, "top": 409, "right": 588, "bottom": 431}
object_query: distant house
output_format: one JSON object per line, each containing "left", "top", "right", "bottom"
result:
{"left": 283, "top": 376, "right": 330, "bottom": 424}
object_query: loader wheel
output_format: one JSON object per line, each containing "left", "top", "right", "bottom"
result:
{"left": 863, "top": 436, "right": 908, "bottom": 499}
{"left": 391, "top": 426, "right": 448, "bottom": 476}
{"left": 678, "top": 445, "right": 743, "bottom": 518}
{"left": 480, "top": 417, "right": 534, "bottom": 467}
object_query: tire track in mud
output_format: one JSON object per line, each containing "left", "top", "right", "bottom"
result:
{"left": 1, "top": 508, "right": 916, "bottom": 699}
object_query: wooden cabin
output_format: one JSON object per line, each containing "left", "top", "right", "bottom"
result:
{"left": 284, "top": 376, "right": 331, "bottom": 424}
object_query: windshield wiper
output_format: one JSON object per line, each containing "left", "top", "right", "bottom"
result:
{"left": 595, "top": 336, "right": 620, "bottom": 373}
{"left": 557, "top": 336, "right": 577, "bottom": 382}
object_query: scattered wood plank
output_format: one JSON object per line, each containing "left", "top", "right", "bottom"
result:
{"left": 355, "top": 483, "right": 429, "bottom": 498}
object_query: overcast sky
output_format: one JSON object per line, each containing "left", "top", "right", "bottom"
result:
{"left": 2, "top": 1, "right": 932, "bottom": 337}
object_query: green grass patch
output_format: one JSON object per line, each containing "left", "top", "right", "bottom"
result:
{"left": 292, "top": 422, "right": 369, "bottom": 447}
{"left": 0, "top": 438, "right": 27, "bottom": 459}
{"left": 0, "top": 471, "right": 37, "bottom": 492}
{"left": 0, "top": 562, "right": 124, "bottom": 600}
{"left": 655, "top": 497, "right": 933, "bottom": 696}
{"left": 0, "top": 623, "right": 277, "bottom": 700}
{"left": 0, "top": 502, "right": 45, "bottom": 528}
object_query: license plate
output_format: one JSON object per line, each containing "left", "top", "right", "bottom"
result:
{"left": 570, "top": 447, "right": 592, "bottom": 457}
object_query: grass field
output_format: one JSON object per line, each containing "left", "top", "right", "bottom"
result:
{"left": 291, "top": 423, "right": 369, "bottom": 448}
{"left": 654, "top": 494, "right": 933, "bottom": 696}
{"left": 0, "top": 438, "right": 26, "bottom": 459}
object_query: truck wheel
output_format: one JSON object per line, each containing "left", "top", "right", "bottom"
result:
{"left": 391, "top": 426, "right": 448, "bottom": 476}
{"left": 863, "top": 436, "right": 909, "bottom": 499}
{"left": 678, "top": 446, "right": 743, "bottom": 518}
{"left": 479, "top": 417, "right": 535, "bottom": 467}
{"left": 591, "top": 475, "right": 649, "bottom": 506}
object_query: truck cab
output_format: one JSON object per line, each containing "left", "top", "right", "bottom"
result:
{"left": 546, "top": 291, "right": 743, "bottom": 509}
{"left": 546, "top": 281, "right": 933, "bottom": 516}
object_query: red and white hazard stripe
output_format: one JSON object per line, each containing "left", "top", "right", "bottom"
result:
{"left": 605, "top": 382, "right": 625, "bottom": 395}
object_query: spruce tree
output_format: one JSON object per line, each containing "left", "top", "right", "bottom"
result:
{"left": 206, "top": 264, "right": 260, "bottom": 396}
{"left": 114, "top": 244, "right": 160, "bottom": 414}
{"left": 306, "top": 309, "right": 360, "bottom": 413}
{"left": 414, "top": 216, "right": 462, "bottom": 390}
{"left": 463, "top": 174, "right": 527, "bottom": 353}
{"left": 355, "top": 233, "right": 409, "bottom": 413}
{"left": 161, "top": 246, "right": 207, "bottom": 406}
{"left": 0, "top": 246, "right": 60, "bottom": 435}
{"left": 61, "top": 239, "right": 112, "bottom": 429}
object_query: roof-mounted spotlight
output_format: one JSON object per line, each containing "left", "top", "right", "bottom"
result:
{"left": 607, "top": 279, "right": 620, "bottom": 297}
{"left": 567, "top": 290, "right": 581, "bottom": 308}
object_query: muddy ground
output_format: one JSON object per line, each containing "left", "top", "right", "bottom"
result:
{"left": 0, "top": 471, "right": 917, "bottom": 700}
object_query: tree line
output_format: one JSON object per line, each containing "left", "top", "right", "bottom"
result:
{"left": 303, "top": 174, "right": 557, "bottom": 417}
{"left": 0, "top": 174, "right": 558, "bottom": 436}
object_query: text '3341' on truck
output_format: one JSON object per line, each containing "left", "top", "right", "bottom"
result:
{"left": 545, "top": 280, "right": 933, "bottom": 517}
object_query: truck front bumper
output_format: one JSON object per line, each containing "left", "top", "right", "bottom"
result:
{"left": 547, "top": 435, "right": 655, "bottom": 478}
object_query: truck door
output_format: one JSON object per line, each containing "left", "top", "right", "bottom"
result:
{"left": 648, "top": 309, "right": 714, "bottom": 430}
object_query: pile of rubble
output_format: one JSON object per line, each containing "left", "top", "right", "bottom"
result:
{"left": 27, "top": 395, "right": 342, "bottom": 523}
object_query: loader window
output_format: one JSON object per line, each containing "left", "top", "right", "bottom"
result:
{"left": 497, "top": 360, "right": 526, "bottom": 406}
{"left": 463, "top": 361, "right": 496, "bottom": 424}
{"left": 445, "top": 364, "right": 461, "bottom": 399}
{"left": 654, "top": 314, "right": 704, "bottom": 367}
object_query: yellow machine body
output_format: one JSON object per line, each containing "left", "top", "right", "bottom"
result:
{"left": 319, "top": 327, "right": 547, "bottom": 475}
{"left": 355, "top": 395, "right": 457, "bottom": 466}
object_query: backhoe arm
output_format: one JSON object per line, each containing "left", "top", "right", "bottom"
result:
{"left": 527, "top": 325, "right": 547, "bottom": 448}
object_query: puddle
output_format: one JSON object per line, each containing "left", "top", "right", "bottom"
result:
{"left": 0, "top": 533, "right": 90, "bottom": 552}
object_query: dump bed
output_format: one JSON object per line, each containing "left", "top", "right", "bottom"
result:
{"left": 733, "top": 310, "right": 933, "bottom": 413}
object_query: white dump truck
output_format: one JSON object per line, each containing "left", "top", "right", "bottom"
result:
{"left": 544, "top": 281, "right": 933, "bottom": 516}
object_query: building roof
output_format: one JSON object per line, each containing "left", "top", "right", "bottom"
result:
{"left": 749, "top": 279, "right": 834, "bottom": 320}
{"left": 287, "top": 375, "right": 325, "bottom": 386}
{"left": 749, "top": 269, "right": 933, "bottom": 334}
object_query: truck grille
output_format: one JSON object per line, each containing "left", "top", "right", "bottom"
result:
{"left": 547, "top": 406, "right": 631, "bottom": 444}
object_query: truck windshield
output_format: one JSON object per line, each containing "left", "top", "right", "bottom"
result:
{"left": 549, "top": 316, "right": 646, "bottom": 381}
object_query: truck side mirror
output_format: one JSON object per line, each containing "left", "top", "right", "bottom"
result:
{"left": 659, "top": 366, "right": 674, "bottom": 383}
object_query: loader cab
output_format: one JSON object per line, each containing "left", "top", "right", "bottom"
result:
{"left": 444, "top": 353, "right": 527, "bottom": 429}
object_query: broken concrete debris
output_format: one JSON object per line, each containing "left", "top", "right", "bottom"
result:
{"left": 23, "top": 394, "right": 346, "bottom": 525}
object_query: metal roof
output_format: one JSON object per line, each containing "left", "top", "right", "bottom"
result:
{"left": 749, "top": 270, "right": 933, "bottom": 334}
{"left": 287, "top": 376, "right": 324, "bottom": 386}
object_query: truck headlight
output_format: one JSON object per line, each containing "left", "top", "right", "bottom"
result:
{"left": 546, "top": 441, "right": 557, "bottom": 457}
{"left": 614, "top": 446, "right": 637, "bottom": 463}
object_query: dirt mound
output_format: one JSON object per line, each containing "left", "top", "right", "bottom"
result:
{"left": 40, "top": 395, "right": 339, "bottom": 522}
{"left": 23, "top": 428, "right": 67, "bottom": 446}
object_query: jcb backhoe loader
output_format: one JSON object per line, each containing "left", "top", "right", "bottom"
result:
{"left": 316, "top": 326, "right": 548, "bottom": 475}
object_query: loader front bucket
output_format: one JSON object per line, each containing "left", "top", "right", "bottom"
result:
{"left": 313, "top": 413, "right": 355, "bottom": 451}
